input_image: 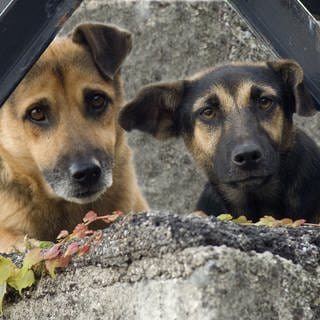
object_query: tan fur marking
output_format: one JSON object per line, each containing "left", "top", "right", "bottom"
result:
{"left": 236, "top": 81, "right": 253, "bottom": 109}
{"left": 188, "top": 61, "right": 267, "bottom": 82}
{"left": 192, "top": 84, "right": 233, "bottom": 113}
{"left": 236, "top": 81, "right": 278, "bottom": 109}
{"left": 188, "top": 122, "right": 221, "bottom": 169}
{"left": 260, "top": 107, "right": 284, "bottom": 144}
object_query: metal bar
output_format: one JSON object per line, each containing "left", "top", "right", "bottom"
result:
{"left": 228, "top": 0, "right": 320, "bottom": 110}
{"left": 0, "top": 0, "right": 82, "bottom": 107}
{"left": 301, "top": 0, "right": 320, "bottom": 17}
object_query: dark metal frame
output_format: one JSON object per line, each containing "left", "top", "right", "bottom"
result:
{"left": 229, "top": 0, "right": 320, "bottom": 110}
{"left": 0, "top": 0, "right": 82, "bottom": 106}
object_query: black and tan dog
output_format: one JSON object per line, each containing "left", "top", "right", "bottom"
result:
{"left": 0, "top": 23, "right": 148, "bottom": 252}
{"left": 119, "top": 60, "right": 320, "bottom": 222}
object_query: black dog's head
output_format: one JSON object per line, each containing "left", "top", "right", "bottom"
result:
{"left": 119, "top": 60, "right": 317, "bottom": 191}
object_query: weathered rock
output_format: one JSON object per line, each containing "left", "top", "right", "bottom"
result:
{"left": 3, "top": 212, "right": 320, "bottom": 320}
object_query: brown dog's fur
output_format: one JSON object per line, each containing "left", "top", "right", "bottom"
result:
{"left": 0, "top": 23, "right": 148, "bottom": 252}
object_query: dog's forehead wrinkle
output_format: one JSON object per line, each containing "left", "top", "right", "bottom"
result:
{"left": 193, "top": 64, "right": 282, "bottom": 100}
{"left": 23, "top": 40, "right": 97, "bottom": 86}
{"left": 234, "top": 80, "right": 257, "bottom": 109}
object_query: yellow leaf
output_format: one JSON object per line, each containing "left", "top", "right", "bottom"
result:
{"left": 0, "top": 282, "right": 7, "bottom": 316}
{"left": 22, "top": 248, "right": 43, "bottom": 271}
{"left": 0, "top": 257, "right": 15, "bottom": 283}
{"left": 7, "top": 268, "right": 35, "bottom": 294}
{"left": 255, "top": 215, "right": 276, "bottom": 226}
{"left": 217, "top": 214, "right": 233, "bottom": 221}
{"left": 280, "top": 218, "right": 293, "bottom": 226}
{"left": 232, "top": 215, "right": 252, "bottom": 224}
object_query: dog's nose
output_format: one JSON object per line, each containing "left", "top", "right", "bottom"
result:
{"left": 69, "top": 160, "right": 101, "bottom": 186}
{"left": 231, "top": 144, "right": 262, "bottom": 169}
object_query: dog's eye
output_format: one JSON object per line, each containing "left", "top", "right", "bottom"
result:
{"left": 86, "top": 92, "right": 109, "bottom": 113}
{"left": 28, "top": 107, "right": 47, "bottom": 122}
{"left": 200, "top": 107, "right": 216, "bottom": 120}
{"left": 91, "top": 94, "right": 106, "bottom": 109}
{"left": 258, "top": 97, "right": 274, "bottom": 110}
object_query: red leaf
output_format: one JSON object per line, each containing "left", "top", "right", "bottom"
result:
{"left": 292, "top": 219, "right": 306, "bottom": 227}
{"left": 78, "top": 244, "right": 90, "bottom": 256}
{"left": 64, "top": 243, "right": 79, "bottom": 257}
{"left": 102, "top": 211, "right": 123, "bottom": 224}
{"left": 42, "top": 245, "right": 61, "bottom": 260}
{"left": 93, "top": 230, "right": 103, "bottom": 241}
{"left": 45, "top": 256, "right": 70, "bottom": 278}
{"left": 112, "top": 210, "right": 123, "bottom": 218}
{"left": 72, "top": 223, "right": 89, "bottom": 239}
{"left": 83, "top": 211, "right": 98, "bottom": 224}
{"left": 57, "top": 230, "right": 69, "bottom": 240}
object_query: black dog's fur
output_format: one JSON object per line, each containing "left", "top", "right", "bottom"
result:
{"left": 119, "top": 60, "right": 320, "bottom": 222}
{"left": 196, "top": 130, "right": 320, "bottom": 222}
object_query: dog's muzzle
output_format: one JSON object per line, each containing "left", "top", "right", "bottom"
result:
{"left": 214, "top": 140, "right": 279, "bottom": 189}
{"left": 69, "top": 158, "right": 102, "bottom": 189}
{"left": 231, "top": 143, "right": 263, "bottom": 170}
{"left": 43, "top": 154, "right": 113, "bottom": 204}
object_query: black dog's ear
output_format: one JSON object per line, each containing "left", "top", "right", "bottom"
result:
{"left": 72, "top": 23, "right": 132, "bottom": 80}
{"left": 119, "top": 81, "right": 185, "bottom": 140}
{"left": 267, "top": 59, "right": 317, "bottom": 117}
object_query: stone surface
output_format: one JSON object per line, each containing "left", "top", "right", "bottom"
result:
{"left": 3, "top": 212, "right": 320, "bottom": 320}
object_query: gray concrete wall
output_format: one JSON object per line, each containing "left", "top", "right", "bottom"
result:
{"left": 59, "top": 0, "right": 294, "bottom": 213}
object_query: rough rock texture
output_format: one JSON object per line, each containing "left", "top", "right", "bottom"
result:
{"left": 3, "top": 212, "right": 320, "bottom": 320}
{"left": 58, "top": 0, "right": 320, "bottom": 213}
{"left": 3, "top": 1, "right": 320, "bottom": 319}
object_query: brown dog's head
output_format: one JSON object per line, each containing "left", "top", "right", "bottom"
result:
{"left": 1, "top": 23, "right": 132, "bottom": 204}
{"left": 119, "top": 60, "right": 317, "bottom": 190}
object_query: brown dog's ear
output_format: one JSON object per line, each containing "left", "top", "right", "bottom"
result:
{"left": 267, "top": 59, "right": 317, "bottom": 117}
{"left": 119, "top": 81, "right": 185, "bottom": 140}
{"left": 72, "top": 23, "right": 132, "bottom": 79}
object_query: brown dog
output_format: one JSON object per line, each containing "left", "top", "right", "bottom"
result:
{"left": 119, "top": 60, "right": 320, "bottom": 223}
{"left": 0, "top": 23, "right": 148, "bottom": 252}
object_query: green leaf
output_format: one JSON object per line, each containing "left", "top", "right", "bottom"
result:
{"left": 0, "top": 257, "right": 15, "bottom": 283}
{"left": 39, "top": 241, "right": 55, "bottom": 249}
{"left": 22, "top": 248, "right": 43, "bottom": 271}
{"left": 7, "top": 269, "right": 35, "bottom": 294}
{"left": 217, "top": 214, "right": 233, "bottom": 221}
{"left": 0, "top": 282, "right": 7, "bottom": 315}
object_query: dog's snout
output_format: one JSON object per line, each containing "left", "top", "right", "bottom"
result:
{"left": 70, "top": 160, "right": 102, "bottom": 186}
{"left": 232, "top": 144, "right": 262, "bottom": 169}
